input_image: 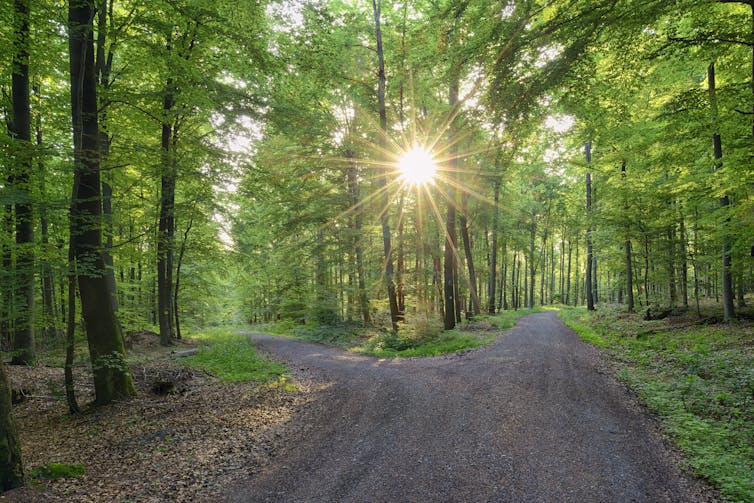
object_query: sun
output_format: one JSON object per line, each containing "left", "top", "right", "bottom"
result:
{"left": 398, "top": 146, "right": 438, "bottom": 186}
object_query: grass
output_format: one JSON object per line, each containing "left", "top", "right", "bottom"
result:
{"left": 559, "top": 305, "right": 754, "bottom": 502}
{"left": 184, "top": 329, "right": 288, "bottom": 383}
{"left": 255, "top": 308, "right": 546, "bottom": 358}
{"left": 355, "top": 327, "right": 495, "bottom": 358}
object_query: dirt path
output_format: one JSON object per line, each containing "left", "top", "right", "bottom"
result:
{"left": 230, "top": 312, "right": 712, "bottom": 502}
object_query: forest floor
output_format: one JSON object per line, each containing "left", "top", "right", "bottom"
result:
{"left": 232, "top": 312, "right": 718, "bottom": 502}
{"left": 1, "top": 332, "right": 321, "bottom": 502}
{"left": 3, "top": 309, "right": 741, "bottom": 501}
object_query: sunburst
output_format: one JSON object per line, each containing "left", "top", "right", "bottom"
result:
{"left": 397, "top": 146, "right": 438, "bottom": 186}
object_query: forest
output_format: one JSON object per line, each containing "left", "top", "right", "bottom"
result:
{"left": 1, "top": 0, "right": 753, "bottom": 500}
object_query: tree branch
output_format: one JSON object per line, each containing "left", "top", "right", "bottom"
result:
{"left": 102, "top": 99, "right": 162, "bottom": 123}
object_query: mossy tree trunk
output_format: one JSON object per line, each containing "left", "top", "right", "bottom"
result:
{"left": 0, "top": 363, "right": 23, "bottom": 490}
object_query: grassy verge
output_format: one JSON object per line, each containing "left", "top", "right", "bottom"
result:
{"left": 559, "top": 306, "right": 754, "bottom": 502}
{"left": 184, "top": 329, "right": 288, "bottom": 384}
{"left": 254, "top": 308, "right": 546, "bottom": 358}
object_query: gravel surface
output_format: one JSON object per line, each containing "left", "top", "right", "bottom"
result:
{"left": 230, "top": 312, "right": 715, "bottom": 502}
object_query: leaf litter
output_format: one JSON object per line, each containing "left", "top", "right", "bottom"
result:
{"left": 2, "top": 335, "right": 321, "bottom": 502}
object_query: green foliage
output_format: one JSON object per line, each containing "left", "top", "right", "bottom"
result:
{"left": 558, "top": 308, "right": 608, "bottom": 348}
{"left": 264, "top": 309, "right": 542, "bottom": 358}
{"left": 290, "top": 323, "right": 366, "bottom": 350}
{"left": 561, "top": 307, "right": 754, "bottom": 502}
{"left": 478, "top": 307, "right": 551, "bottom": 330}
{"left": 308, "top": 302, "right": 340, "bottom": 326}
{"left": 30, "top": 463, "right": 85, "bottom": 481}
{"left": 185, "top": 329, "right": 287, "bottom": 383}
{"left": 357, "top": 328, "right": 493, "bottom": 358}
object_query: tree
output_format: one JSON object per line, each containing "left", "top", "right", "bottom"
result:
{"left": 487, "top": 176, "right": 500, "bottom": 314}
{"left": 585, "top": 143, "right": 595, "bottom": 311}
{"left": 708, "top": 62, "right": 736, "bottom": 321}
{"left": 372, "top": 0, "right": 400, "bottom": 333}
{"left": 0, "top": 362, "right": 23, "bottom": 490}
{"left": 8, "top": 0, "right": 35, "bottom": 365}
{"left": 68, "top": 0, "right": 135, "bottom": 405}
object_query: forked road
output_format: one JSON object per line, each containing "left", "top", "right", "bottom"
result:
{"left": 231, "top": 312, "right": 709, "bottom": 502}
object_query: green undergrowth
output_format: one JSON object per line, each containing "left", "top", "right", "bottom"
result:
{"left": 255, "top": 308, "right": 545, "bottom": 358}
{"left": 185, "top": 329, "right": 288, "bottom": 384}
{"left": 560, "top": 306, "right": 754, "bottom": 502}
{"left": 31, "top": 463, "right": 85, "bottom": 481}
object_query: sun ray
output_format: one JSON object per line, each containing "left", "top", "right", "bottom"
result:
{"left": 434, "top": 173, "right": 499, "bottom": 208}
{"left": 421, "top": 183, "right": 462, "bottom": 261}
{"left": 398, "top": 146, "right": 438, "bottom": 186}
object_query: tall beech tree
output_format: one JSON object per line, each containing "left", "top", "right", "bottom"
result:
{"left": 8, "top": 0, "right": 35, "bottom": 365}
{"left": 585, "top": 142, "right": 595, "bottom": 311}
{"left": 372, "top": 0, "right": 400, "bottom": 333}
{"left": 708, "top": 62, "right": 736, "bottom": 321}
{"left": 68, "top": 0, "right": 135, "bottom": 404}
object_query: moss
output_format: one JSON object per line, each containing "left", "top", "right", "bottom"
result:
{"left": 30, "top": 463, "right": 85, "bottom": 481}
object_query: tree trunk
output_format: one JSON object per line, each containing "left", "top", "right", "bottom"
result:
{"left": 566, "top": 240, "right": 572, "bottom": 306}
{"left": 549, "top": 240, "right": 555, "bottom": 304}
{"left": 454, "top": 251, "right": 462, "bottom": 322}
{"left": 708, "top": 63, "right": 735, "bottom": 321}
{"left": 625, "top": 240, "right": 635, "bottom": 312}
{"left": 174, "top": 214, "right": 193, "bottom": 340}
{"left": 621, "top": 162, "right": 634, "bottom": 312}
{"left": 585, "top": 142, "right": 595, "bottom": 311}
{"left": 0, "top": 362, "right": 23, "bottom": 491}
{"left": 345, "top": 150, "right": 370, "bottom": 325}
{"left": 460, "top": 196, "right": 480, "bottom": 315}
{"left": 95, "top": 0, "right": 121, "bottom": 328}
{"left": 512, "top": 252, "right": 518, "bottom": 309}
{"left": 488, "top": 180, "right": 500, "bottom": 314}
{"left": 372, "top": 0, "right": 399, "bottom": 332}
{"left": 524, "top": 255, "right": 529, "bottom": 308}
{"left": 667, "top": 224, "right": 677, "bottom": 307}
{"left": 397, "top": 195, "right": 406, "bottom": 319}
{"left": 693, "top": 216, "right": 702, "bottom": 317}
{"left": 9, "top": 0, "right": 35, "bottom": 365}
{"left": 1, "top": 208, "right": 13, "bottom": 348}
{"left": 65, "top": 248, "right": 80, "bottom": 414}
{"left": 528, "top": 220, "right": 536, "bottom": 308}
{"left": 643, "top": 236, "right": 651, "bottom": 307}
{"left": 36, "top": 107, "right": 59, "bottom": 340}
{"left": 443, "top": 61, "right": 460, "bottom": 329}
{"left": 500, "top": 240, "right": 507, "bottom": 310}
{"left": 680, "top": 213, "right": 689, "bottom": 308}
{"left": 68, "top": 0, "right": 136, "bottom": 405}
{"left": 157, "top": 62, "right": 177, "bottom": 345}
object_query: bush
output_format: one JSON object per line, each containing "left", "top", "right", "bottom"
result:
{"left": 308, "top": 304, "right": 340, "bottom": 325}
{"left": 404, "top": 314, "right": 444, "bottom": 342}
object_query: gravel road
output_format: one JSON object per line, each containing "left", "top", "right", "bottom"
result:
{"left": 229, "top": 312, "right": 712, "bottom": 502}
